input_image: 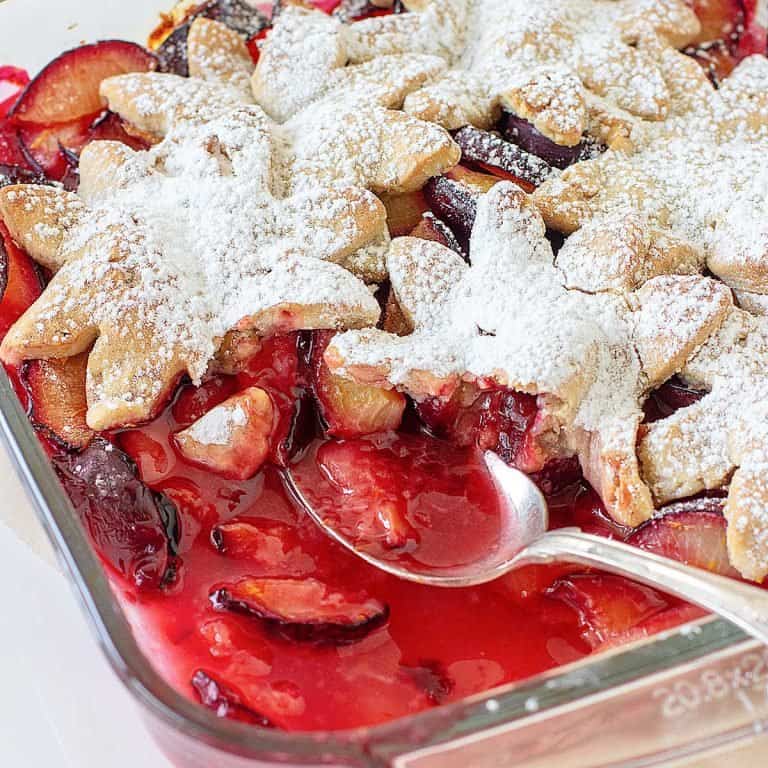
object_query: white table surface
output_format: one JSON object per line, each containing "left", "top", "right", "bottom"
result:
{"left": 0, "top": 0, "right": 176, "bottom": 764}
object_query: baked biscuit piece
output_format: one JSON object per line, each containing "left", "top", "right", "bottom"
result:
{"left": 398, "top": 0, "right": 699, "bottom": 145}
{"left": 252, "top": 5, "right": 451, "bottom": 122}
{"left": 535, "top": 54, "right": 768, "bottom": 301}
{"left": 639, "top": 311, "right": 768, "bottom": 580}
{"left": 0, "top": 105, "right": 387, "bottom": 429}
{"left": 327, "top": 184, "right": 731, "bottom": 528}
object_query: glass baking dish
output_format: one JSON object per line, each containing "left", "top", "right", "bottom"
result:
{"left": 2, "top": 0, "right": 768, "bottom": 763}
{"left": 2, "top": 363, "right": 768, "bottom": 767}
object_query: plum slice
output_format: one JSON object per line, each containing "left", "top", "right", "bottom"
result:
{"left": 409, "top": 212, "right": 462, "bottom": 254}
{"left": 332, "top": 0, "right": 400, "bottom": 21}
{"left": 10, "top": 41, "right": 157, "bottom": 125}
{"left": 453, "top": 126, "right": 553, "bottom": 192}
{"left": 210, "top": 577, "right": 389, "bottom": 644}
{"left": 311, "top": 331, "right": 406, "bottom": 439}
{"left": 155, "top": 25, "right": 195, "bottom": 77}
{"left": 0, "top": 223, "right": 43, "bottom": 337}
{"left": 25, "top": 113, "right": 150, "bottom": 188}
{"left": 211, "top": 518, "right": 315, "bottom": 575}
{"left": 500, "top": 114, "right": 604, "bottom": 170}
{"left": 197, "top": 0, "right": 269, "bottom": 36}
{"left": 16, "top": 118, "right": 93, "bottom": 181}
{"left": 417, "top": 382, "right": 542, "bottom": 470}
{"left": 628, "top": 498, "right": 739, "bottom": 578}
{"left": 54, "top": 438, "right": 175, "bottom": 590}
{"left": 423, "top": 166, "right": 501, "bottom": 255}
{"left": 191, "top": 670, "right": 276, "bottom": 727}
{"left": 642, "top": 375, "right": 706, "bottom": 423}
{"left": 423, "top": 176, "right": 477, "bottom": 254}
{"left": 549, "top": 573, "right": 705, "bottom": 651}
{"left": 21, "top": 353, "right": 93, "bottom": 451}
{"left": 9, "top": 41, "right": 156, "bottom": 181}
{"left": 683, "top": 1, "right": 766, "bottom": 86}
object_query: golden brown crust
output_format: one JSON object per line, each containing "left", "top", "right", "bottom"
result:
{"left": 725, "top": 460, "right": 768, "bottom": 583}
{"left": 631, "top": 275, "right": 733, "bottom": 387}
{"left": 0, "top": 186, "right": 86, "bottom": 272}
{"left": 187, "top": 18, "right": 254, "bottom": 102}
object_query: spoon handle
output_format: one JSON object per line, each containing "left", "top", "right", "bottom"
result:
{"left": 524, "top": 529, "right": 768, "bottom": 645}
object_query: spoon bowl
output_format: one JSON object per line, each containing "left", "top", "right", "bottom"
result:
{"left": 285, "top": 451, "right": 768, "bottom": 644}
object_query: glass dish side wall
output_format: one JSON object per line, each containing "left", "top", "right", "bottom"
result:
{"left": 2, "top": 367, "right": 768, "bottom": 768}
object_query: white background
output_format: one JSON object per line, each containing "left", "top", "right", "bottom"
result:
{"left": 0, "top": 1, "right": 174, "bottom": 764}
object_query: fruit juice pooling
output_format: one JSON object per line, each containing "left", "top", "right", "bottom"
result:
{"left": 110, "top": 335, "right": 593, "bottom": 731}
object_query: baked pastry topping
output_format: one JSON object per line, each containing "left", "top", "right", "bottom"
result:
{"left": 1, "top": 0, "right": 768, "bottom": 734}
{"left": 535, "top": 53, "right": 768, "bottom": 298}
{"left": 251, "top": 5, "right": 449, "bottom": 121}
{"left": 639, "top": 308, "right": 768, "bottom": 580}
{"left": 0, "top": 106, "right": 384, "bottom": 429}
{"left": 0, "top": 25, "right": 459, "bottom": 429}
{"left": 327, "top": 184, "right": 732, "bottom": 527}
{"left": 319, "top": 0, "right": 701, "bottom": 145}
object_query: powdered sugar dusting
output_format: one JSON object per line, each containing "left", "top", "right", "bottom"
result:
{"left": 252, "top": 5, "right": 449, "bottom": 122}
{"left": 536, "top": 53, "right": 768, "bottom": 296}
{"left": 1, "top": 88, "right": 388, "bottom": 427}
{"left": 186, "top": 402, "right": 248, "bottom": 446}
{"left": 401, "top": 0, "right": 700, "bottom": 142}
{"left": 329, "top": 184, "right": 729, "bottom": 530}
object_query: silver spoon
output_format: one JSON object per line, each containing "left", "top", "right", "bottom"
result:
{"left": 286, "top": 451, "right": 768, "bottom": 645}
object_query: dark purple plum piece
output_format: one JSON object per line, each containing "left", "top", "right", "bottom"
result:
{"left": 206, "top": 0, "right": 268, "bottom": 35}
{"left": 156, "top": 0, "right": 269, "bottom": 77}
{"left": 0, "top": 164, "right": 48, "bottom": 189}
{"left": 209, "top": 577, "right": 389, "bottom": 645}
{"left": 192, "top": 670, "right": 276, "bottom": 727}
{"left": 157, "top": 0, "right": 267, "bottom": 76}
{"left": 333, "top": 0, "right": 404, "bottom": 21}
{"left": 423, "top": 176, "right": 477, "bottom": 256}
{"left": 59, "top": 144, "right": 80, "bottom": 192}
{"left": 500, "top": 113, "right": 605, "bottom": 170}
{"left": 54, "top": 437, "right": 175, "bottom": 589}
{"left": 157, "top": 24, "right": 194, "bottom": 76}
{"left": 643, "top": 375, "right": 707, "bottom": 424}
{"left": 411, "top": 212, "right": 463, "bottom": 255}
{"left": 453, "top": 126, "right": 554, "bottom": 188}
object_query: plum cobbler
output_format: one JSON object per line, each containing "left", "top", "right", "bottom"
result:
{"left": 0, "top": 0, "right": 767, "bottom": 731}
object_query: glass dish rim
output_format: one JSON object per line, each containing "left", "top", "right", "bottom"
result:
{"left": 0, "top": 366, "right": 755, "bottom": 764}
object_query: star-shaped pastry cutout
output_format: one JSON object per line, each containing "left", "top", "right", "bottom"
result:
{"left": 103, "top": 55, "right": 459, "bottom": 280}
{"left": 0, "top": 21, "right": 460, "bottom": 431}
{"left": 326, "top": 183, "right": 732, "bottom": 527}
{"left": 639, "top": 308, "right": 768, "bottom": 581}
{"left": 251, "top": 5, "right": 450, "bottom": 122}
{"left": 0, "top": 101, "right": 386, "bottom": 429}
{"left": 362, "top": 0, "right": 701, "bottom": 146}
{"left": 535, "top": 52, "right": 768, "bottom": 301}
